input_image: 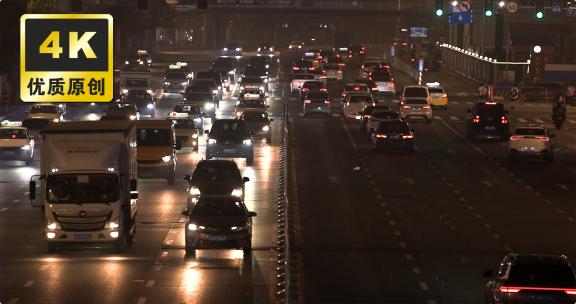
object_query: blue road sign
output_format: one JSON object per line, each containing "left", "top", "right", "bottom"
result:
{"left": 449, "top": 12, "right": 473, "bottom": 24}
{"left": 551, "top": 0, "right": 562, "bottom": 15}
{"left": 568, "top": 5, "right": 576, "bottom": 17}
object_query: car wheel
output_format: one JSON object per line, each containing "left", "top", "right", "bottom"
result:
{"left": 246, "top": 155, "right": 254, "bottom": 166}
{"left": 185, "top": 246, "right": 196, "bottom": 257}
{"left": 266, "top": 136, "right": 272, "bottom": 144}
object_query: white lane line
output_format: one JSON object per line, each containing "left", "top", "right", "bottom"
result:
{"left": 39, "top": 265, "right": 49, "bottom": 271}
{"left": 0, "top": 208, "right": 8, "bottom": 212}
{"left": 467, "top": 205, "right": 475, "bottom": 211}
{"left": 12, "top": 199, "right": 20, "bottom": 204}
{"left": 376, "top": 194, "right": 383, "bottom": 199}
{"left": 341, "top": 118, "right": 359, "bottom": 152}
{"left": 534, "top": 118, "right": 544, "bottom": 123}
{"left": 398, "top": 242, "right": 407, "bottom": 248}
{"left": 449, "top": 116, "right": 459, "bottom": 121}
{"left": 459, "top": 197, "right": 467, "bottom": 202}
{"left": 484, "top": 223, "right": 492, "bottom": 229}
{"left": 384, "top": 211, "right": 392, "bottom": 216}
{"left": 137, "top": 297, "right": 147, "bottom": 304}
{"left": 447, "top": 183, "right": 453, "bottom": 187}
{"left": 419, "top": 282, "right": 430, "bottom": 291}
{"left": 453, "top": 189, "right": 461, "bottom": 194}
{"left": 433, "top": 115, "right": 443, "bottom": 120}
{"left": 154, "top": 265, "right": 163, "bottom": 271}
{"left": 568, "top": 217, "right": 575, "bottom": 222}
{"left": 516, "top": 117, "right": 528, "bottom": 123}
{"left": 23, "top": 280, "right": 34, "bottom": 287}
{"left": 373, "top": 187, "right": 380, "bottom": 192}
{"left": 7, "top": 298, "right": 19, "bottom": 304}
{"left": 533, "top": 192, "right": 541, "bottom": 196}
{"left": 331, "top": 113, "right": 341, "bottom": 117}
{"left": 380, "top": 202, "right": 388, "bottom": 207}
{"left": 480, "top": 181, "right": 493, "bottom": 187}
{"left": 458, "top": 255, "right": 469, "bottom": 263}
{"left": 388, "top": 220, "right": 396, "bottom": 226}
{"left": 475, "top": 214, "right": 483, "bottom": 219}
{"left": 556, "top": 208, "right": 565, "bottom": 214}
{"left": 504, "top": 245, "right": 513, "bottom": 251}
{"left": 524, "top": 185, "right": 532, "bottom": 190}
{"left": 370, "top": 180, "right": 376, "bottom": 185}
{"left": 544, "top": 200, "right": 552, "bottom": 205}
{"left": 441, "top": 121, "right": 489, "bottom": 157}
{"left": 427, "top": 300, "right": 438, "bottom": 304}
{"left": 557, "top": 184, "right": 570, "bottom": 191}
{"left": 405, "top": 253, "right": 414, "bottom": 260}
{"left": 493, "top": 233, "right": 501, "bottom": 239}
{"left": 412, "top": 267, "right": 421, "bottom": 274}
{"left": 145, "top": 280, "right": 155, "bottom": 287}
{"left": 393, "top": 230, "right": 402, "bottom": 236}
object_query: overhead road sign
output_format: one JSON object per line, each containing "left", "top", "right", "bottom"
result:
{"left": 449, "top": 12, "right": 474, "bottom": 24}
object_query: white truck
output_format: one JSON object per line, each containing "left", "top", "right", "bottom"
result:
{"left": 119, "top": 68, "right": 153, "bottom": 96}
{"left": 29, "top": 120, "right": 139, "bottom": 253}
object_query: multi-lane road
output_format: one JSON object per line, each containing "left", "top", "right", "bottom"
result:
{"left": 1, "top": 49, "right": 575, "bottom": 304}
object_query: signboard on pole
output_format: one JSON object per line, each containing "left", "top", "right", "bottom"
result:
{"left": 410, "top": 27, "right": 428, "bottom": 38}
{"left": 567, "top": 5, "right": 576, "bottom": 17}
{"left": 449, "top": 12, "right": 474, "bottom": 24}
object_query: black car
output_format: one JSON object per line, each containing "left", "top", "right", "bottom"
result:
{"left": 206, "top": 119, "right": 254, "bottom": 166}
{"left": 184, "top": 160, "right": 250, "bottom": 210}
{"left": 186, "top": 79, "right": 221, "bottom": 106}
{"left": 182, "top": 92, "right": 216, "bottom": 118}
{"left": 371, "top": 120, "right": 415, "bottom": 153}
{"left": 240, "top": 110, "right": 273, "bottom": 143}
{"left": 210, "top": 57, "right": 237, "bottom": 87}
{"left": 185, "top": 195, "right": 257, "bottom": 257}
{"left": 466, "top": 102, "right": 510, "bottom": 141}
{"left": 124, "top": 90, "right": 155, "bottom": 118}
{"left": 223, "top": 42, "right": 242, "bottom": 57}
{"left": 484, "top": 253, "right": 576, "bottom": 304}
{"left": 102, "top": 103, "right": 138, "bottom": 120}
{"left": 348, "top": 44, "right": 366, "bottom": 57}
{"left": 196, "top": 71, "right": 224, "bottom": 90}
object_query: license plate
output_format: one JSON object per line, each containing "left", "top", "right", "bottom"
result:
{"left": 413, "top": 108, "right": 421, "bottom": 111}
{"left": 74, "top": 233, "right": 91, "bottom": 240}
{"left": 390, "top": 135, "right": 400, "bottom": 139}
{"left": 208, "top": 235, "right": 226, "bottom": 241}
{"left": 223, "top": 149, "right": 236, "bottom": 153}
{"left": 432, "top": 96, "right": 440, "bottom": 99}
{"left": 485, "top": 126, "right": 495, "bottom": 130}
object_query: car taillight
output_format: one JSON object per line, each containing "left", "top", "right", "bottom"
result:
{"left": 304, "top": 100, "right": 311, "bottom": 104}
{"left": 324, "top": 100, "right": 330, "bottom": 104}
{"left": 309, "top": 67, "right": 316, "bottom": 70}
{"left": 371, "top": 87, "right": 378, "bottom": 91}
{"left": 320, "top": 76, "right": 327, "bottom": 79}
{"left": 402, "top": 42, "right": 407, "bottom": 46}
{"left": 403, "top": 133, "right": 413, "bottom": 139}
{"left": 293, "top": 67, "right": 300, "bottom": 70}
{"left": 402, "top": 105, "right": 411, "bottom": 109}
{"left": 501, "top": 116, "right": 508, "bottom": 124}
{"left": 510, "top": 135, "right": 521, "bottom": 141}
{"left": 337, "top": 70, "right": 343, "bottom": 74}
{"left": 499, "top": 286, "right": 521, "bottom": 293}
{"left": 376, "top": 134, "right": 387, "bottom": 138}
{"left": 442, "top": 94, "right": 448, "bottom": 98}
{"left": 361, "top": 65, "right": 365, "bottom": 69}
{"left": 341, "top": 93, "right": 346, "bottom": 97}
{"left": 354, "top": 87, "right": 360, "bottom": 91}
{"left": 536, "top": 136, "right": 550, "bottom": 142}
{"left": 320, "top": 88, "right": 327, "bottom": 92}
{"left": 346, "top": 102, "right": 350, "bottom": 106}
{"left": 473, "top": 115, "right": 480, "bottom": 123}
{"left": 360, "top": 51, "right": 365, "bottom": 54}
{"left": 423, "top": 105, "right": 430, "bottom": 109}
{"left": 302, "top": 88, "right": 309, "bottom": 92}
{"left": 348, "top": 54, "right": 352, "bottom": 58}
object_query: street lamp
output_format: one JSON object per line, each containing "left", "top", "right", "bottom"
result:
{"left": 533, "top": 45, "right": 542, "bottom": 54}
{"left": 498, "top": 1, "right": 505, "bottom": 8}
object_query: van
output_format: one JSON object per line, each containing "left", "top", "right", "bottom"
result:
{"left": 136, "top": 120, "right": 179, "bottom": 185}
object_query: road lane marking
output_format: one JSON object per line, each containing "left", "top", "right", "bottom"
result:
{"left": 384, "top": 211, "right": 392, "bottom": 216}
{"left": 533, "top": 192, "right": 541, "bottom": 196}
{"left": 459, "top": 197, "right": 467, "bottom": 202}
{"left": 568, "top": 217, "right": 575, "bottom": 222}
{"left": 376, "top": 194, "right": 383, "bottom": 199}
{"left": 393, "top": 230, "right": 402, "bottom": 236}
{"left": 388, "top": 220, "right": 396, "bottom": 226}
{"left": 484, "top": 223, "right": 492, "bottom": 229}
{"left": 524, "top": 185, "right": 532, "bottom": 190}
{"left": 441, "top": 121, "right": 489, "bottom": 157}
{"left": 154, "top": 265, "right": 163, "bottom": 271}
{"left": 405, "top": 253, "right": 414, "bottom": 260}
{"left": 493, "top": 233, "right": 501, "bottom": 239}
{"left": 556, "top": 184, "right": 570, "bottom": 190}
{"left": 449, "top": 116, "right": 459, "bottom": 121}
{"left": 504, "top": 245, "right": 513, "bottom": 251}
{"left": 398, "top": 242, "right": 407, "bottom": 248}
{"left": 544, "top": 200, "right": 552, "bottom": 205}
{"left": 427, "top": 300, "right": 438, "bottom": 304}
{"left": 534, "top": 118, "right": 544, "bottom": 123}
{"left": 7, "top": 298, "right": 19, "bottom": 304}
{"left": 23, "top": 280, "right": 34, "bottom": 287}
{"left": 412, "top": 267, "right": 421, "bottom": 274}
{"left": 516, "top": 117, "right": 528, "bottom": 123}
{"left": 0, "top": 208, "right": 8, "bottom": 212}
{"left": 145, "top": 280, "right": 155, "bottom": 287}
{"left": 137, "top": 297, "right": 147, "bottom": 304}
{"left": 556, "top": 208, "right": 565, "bottom": 214}
{"left": 480, "top": 181, "right": 493, "bottom": 187}
{"left": 380, "top": 202, "right": 388, "bottom": 207}
{"left": 433, "top": 115, "right": 442, "bottom": 120}
{"left": 475, "top": 214, "right": 483, "bottom": 219}
{"left": 419, "top": 282, "right": 430, "bottom": 291}
{"left": 467, "top": 205, "right": 475, "bottom": 211}
{"left": 12, "top": 199, "right": 19, "bottom": 204}
{"left": 341, "top": 118, "right": 359, "bottom": 152}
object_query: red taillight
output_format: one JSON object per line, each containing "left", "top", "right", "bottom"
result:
{"left": 501, "top": 115, "right": 508, "bottom": 124}
{"left": 393, "top": 42, "right": 398, "bottom": 46}
{"left": 348, "top": 55, "right": 352, "bottom": 58}
{"left": 473, "top": 115, "right": 480, "bottom": 123}
{"left": 536, "top": 136, "right": 550, "bottom": 142}
{"left": 341, "top": 93, "right": 346, "bottom": 97}
{"left": 309, "top": 67, "right": 315, "bottom": 71}
{"left": 337, "top": 70, "right": 343, "bottom": 74}
{"left": 302, "top": 88, "right": 309, "bottom": 92}
{"left": 360, "top": 51, "right": 365, "bottom": 54}
{"left": 11, "top": 134, "right": 16, "bottom": 139}
{"left": 499, "top": 286, "right": 520, "bottom": 293}
{"left": 320, "top": 88, "right": 327, "bottom": 92}
{"left": 403, "top": 133, "right": 413, "bottom": 139}
{"left": 371, "top": 87, "right": 378, "bottom": 91}
{"left": 510, "top": 135, "right": 521, "bottom": 141}
{"left": 402, "top": 105, "right": 411, "bottom": 109}
{"left": 401, "top": 42, "right": 407, "bottom": 46}
{"left": 293, "top": 67, "right": 300, "bottom": 70}
{"left": 376, "top": 134, "right": 387, "bottom": 138}
{"left": 304, "top": 100, "right": 311, "bottom": 104}
{"left": 338, "top": 63, "right": 345, "bottom": 67}
{"left": 320, "top": 76, "right": 327, "bottom": 79}
{"left": 324, "top": 100, "right": 330, "bottom": 104}
{"left": 354, "top": 87, "right": 360, "bottom": 91}
{"left": 361, "top": 65, "right": 365, "bottom": 69}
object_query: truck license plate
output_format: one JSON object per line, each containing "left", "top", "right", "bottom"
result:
{"left": 223, "top": 149, "right": 236, "bottom": 153}
{"left": 485, "top": 126, "right": 495, "bottom": 131}
{"left": 74, "top": 233, "right": 91, "bottom": 240}
{"left": 208, "top": 235, "right": 226, "bottom": 241}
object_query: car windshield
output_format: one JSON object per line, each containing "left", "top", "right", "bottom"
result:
{"left": 137, "top": 128, "right": 172, "bottom": 146}
{"left": 242, "top": 112, "right": 269, "bottom": 121}
{"left": 126, "top": 91, "right": 152, "bottom": 103}
{"left": 30, "top": 105, "right": 57, "bottom": 113}
{"left": 240, "top": 100, "right": 266, "bottom": 107}
{"left": 0, "top": 129, "right": 27, "bottom": 139}
{"left": 185, "top": 92, "right": 212, "bottom": 101}
{"left": 242, "top": 77, "right": 263, "bottom": 84}
{"left": 406, "top": 99, "right": 428, "bottom": 104}
{"left": 304, "top": 82, "right": 323, "bottom": 88}
{"left": 166, "top": 72, "right": 186, "bottom": 79}
{"left": 508, "top": 264, "right": 576, "bottom": 287}
{"left": 211, "top": 120, "right": 247, "bottom": 135}
{"left": 373, "top": 112, "right": 399, "bottom": 119}
{"left": 190, "top": 80, "right": 215, "bottom": 90}
{"left": 46, "top": 174, "right": 119, "bottom": 204}
{"left": 476, "top": 103, "right": 505, "bottom": 115}
{"left": 192, "top": 164, "right": 241, "bottom": 182}
{"left": 428, "top": 88, "right": 444, "bottom": 94}
{"left": 172, "top": 119, "right": 196, "bottom": 129}
{"left": 191, "top": 199, "right": 246, "bottom": 217}
{"left": 515, "top": 128, "right": 546, "bottom": 136}
{"left": 125, "top": 79, "right": 148, "bottom": 87}
{"left": 174, "top": 105, "right": 202, "bottom": 114}
{"left": 350, "top": 95, "right": 372, "bottom": 103}
{"left": 378, "top": 121, "right": 410, "bottom": 133}
{"left": 372, "top": 73, "right": 392, "bottom": 82}
{"left": 404, "top": 87, "right": 428, "bottom": 98}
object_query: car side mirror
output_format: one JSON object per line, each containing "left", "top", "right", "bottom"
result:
{"left": 248, "top": 211, "right": 257, "bottom": 217}
{"left": 243, "top": 177, "right": 250, "bottom": 183}
{"left": 204, "top": 130, "right": 210, "bottom": 134}
{"left": 467, "top": 109, "right": 471, "bottom": 113}
{"left": 483, "top": 270, "right": 494, "bottom": 278}
{"left": 29, "top": 180, "right": 36, "bottom": 200}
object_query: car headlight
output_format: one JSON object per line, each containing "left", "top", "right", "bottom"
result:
{"left": 262, "top": 125, "right": 270, "bottom": 132}
{"left": 298, "top": 45, "right": 302, "bottom": 49}
{"left": 164, "top": 81, "right": 170, "bottom": 85}
{"left": 228, "top": 70, "right": 235, "bottom": 75}
{"left": 212, "top": 89, "right": 219, "bottom": 94}
{"left": 263, "top": 78, "right": 268, "bottom": 83}
{"left": 258, "top": 47, "right": 261, "bottom": 51}
{"left": 187, "top": 73, "right": 193, "bottom": 78}
{"left": 231, "top": 187, "right": 243, "bottom": 197}
{"left": 188, "top": 223, "right": 198, "bottom": 231}
{"left": 181, "top": 82, "right": 188, "bottom": 86}
{"left": 147, "top": 59, "right": 151, "bottom": 63}
{"left": 223, "top": 47, "right": 229, "bottom": 51}
{"left": 106, "top": 220, "right": 119, "bottom": 229}
{"left": 46, "top": 219, "right": 60, "bottom": 230}
{"left": 146, "top": 89, "right": 153, "bottom": 95}
{"left": 270, "top": 47, "right": 274, "bottom": 51}
{"left": 147, "top": 103, "right": 155, "bottom": 109}
{"left": 129, "top": 115, "right": 137, "bottom": 120}
{"left": 189, "top": 186, "right": 201, "bottom": 196}
{"left": 259, "top": 86, "right": 265, "bottom": 91}
{"left": 231, "top": 225, "right": 247, "bottom": 231}
{"left": 235, "top": 47, "right": 241, "bottom": 51}
{"left": 208, "top": 138, "right": 217, "bottom": 145}
{"left": 192, "top": 133, "right": 198, "bottom": 138}
{"left": 125, "top": 60, "right": 129, "bottom": 65}
{"left": 52, "top": 118, "right": 59, "bottom": 123}
{"left": 204, "top": 102, "right": 215, "bottom": 110}
{"left": 243, "top": 139, "right": 252, "bottom": 145}
{"left": 21, "top": 144, "right": 31, "bottom": 150}
{"left": 239, "top": 86, "right": 244, "bottom": 90}
{"left": 194, "top": 117, "right": 202, "bottom": 122}
{"left": 289, "top": 46, "right": 293, "bottom": 49}
{"left": 161, "top": 155, "right": 172, "bottom": 162}
{"left": 139, "top": 61, "right": 144, "bottom": 65}
{"left": 121, "top": 89, "right": 128, "bottom": 94}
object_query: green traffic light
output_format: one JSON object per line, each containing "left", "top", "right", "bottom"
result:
{"left": 485, "top": 10, "right": 493, "bottom": 17}
{"left": 536, "top": 11, "right": 544, "bottom": 19}
{"left": 436, "top": 9, "right": 444, "bottom": 16}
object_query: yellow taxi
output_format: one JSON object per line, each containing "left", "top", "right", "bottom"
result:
{"left": 426, "top": 82, "right": 448, "bottom": 109}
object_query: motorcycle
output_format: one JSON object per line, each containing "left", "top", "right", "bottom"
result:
{"left": 552, "top": 114, "right": 566, "bottom": 129}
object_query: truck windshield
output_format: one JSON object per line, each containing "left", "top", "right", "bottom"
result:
{"left": 137, "top": 128, "right": 172, "bottom": 146}
{"left": 46, "top": 174, "right": 120, "bottom": 204}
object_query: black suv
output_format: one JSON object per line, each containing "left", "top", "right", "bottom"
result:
{"left": 206, "top": 119, "right": 254, "bottom": 165}
{"left": 466, "top": 102, "right": 509, "bottom": 141}
{"left": 184, "top": 160, "right": 249, "bottom": 211}
{"left": 484, "top": 253, "right": 576, "bottom": 304}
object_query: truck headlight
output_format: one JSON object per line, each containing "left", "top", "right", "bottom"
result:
{"left": 161, "top": 155, "right": 172, "bottom": 162}
{"left": 122, "top": 89, "right": 128, "bottom": 94}
{"left": 106, "top": 220, "right": 119, "bottom": 229}
{"left": 204, "top": 103, "right": 215, "bottom": 110}
{"left": 181, "top": 82, "right": 188, "bottom": 86}
{"left": 125, "top": 60, "right": 129, "bottom": 65}
{"left": 147, "top": 103, "right": 155, "bottom": 109}
{"left": 231, "top": 188, "right": 243, "bottom": 197}
{"left": 212, "top": 89, "right": 219, "bottom": 94}
{"left": 192, "top": 133, "right": 198, "bottom": 138}
{"left": 21, "top": 144, "right": 31, "bottom": 150}
{"left": 189, "top": 186, "right": 201, "bottom": 196}
{"left": 262, "top": 125, "right": 270, "bottom": 132}
{"left": 194, "top": 118, "right": 202, "bottom": 122}
{"left": 208, "top": 138, "right": 217, "bottom": 145}
{"left": 47, "top": 219, "right": 60, "bottom": 230}
{"left": 243, "top": 139, "right": 252, "bottom": 146}
{"left": 164, "top": 81, "right": 170, "bottom": 85}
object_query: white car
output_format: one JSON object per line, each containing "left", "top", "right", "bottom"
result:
{"left": 290, "top": 74, "right": 315, "bottom": 93}
{"left": 341, "top": 83, "right": 370, "bottom": 101}
{"left": 401, "top": 85, "right": 430, "bottom": 104}
{"left": 399, "top": 98, "right": 432, "bottom": 122}
{"left": 288, "top": 41, "right": 304, "bottom": 49}
{"left": 0, "top": 121, "right": 34, "bottom": 165}
{"left": 342, "top": 93, "right": 374, "bottom": 119}
{"left": 361, "top": 61, "right": 382, "bottom": 78}
{"left": 365, "top": 108, "right": 399, "bottom": 134}
{"left": 508, "top": 125, "right": 555, "bottom": 163}
{"left": 26, "top": 104, "right": 63, "bottom": 123}
{"left": 323, "top": 63, "right": 343, "bottom": 80}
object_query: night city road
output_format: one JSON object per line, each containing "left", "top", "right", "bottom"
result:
{"left": 0, "top": 1, "right": 575, "bottom": 304}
